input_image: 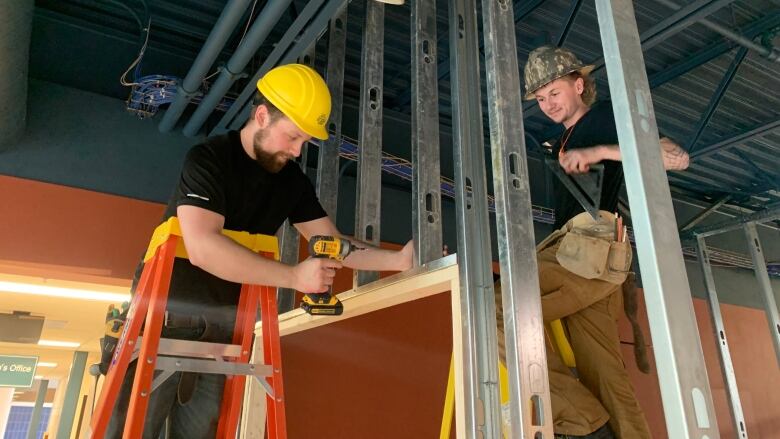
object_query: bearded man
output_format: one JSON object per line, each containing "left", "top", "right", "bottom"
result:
{"left": 106, "top": 64, "right": 412, "bottom": 438}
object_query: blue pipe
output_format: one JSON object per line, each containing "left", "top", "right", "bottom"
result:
{"left": 158, "top": 0, "right": 253, "bottom": 133}
{"left": 224, "top": 0, "right": 347, "bottom": 132}
{"left": 182, "top": 0, "right": 293, "bottom": 137}
{"left": 212, "top": 0, "right": 329, "bottom": 135}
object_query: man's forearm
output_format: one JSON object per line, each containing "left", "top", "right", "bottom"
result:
{"left": 292, "top": 216, "right": 413, "bottom": 273}
{"left": 341, "top": 240, "right": 407, "bottom": 271}
{"left": 185, "top": 233, "right": 296, "bottom": 288}
{"left": 596, "top": 144, "right": 621, "bottom": 161}
{"left": 594, "top": 139, "right": 689, "bottom": 171}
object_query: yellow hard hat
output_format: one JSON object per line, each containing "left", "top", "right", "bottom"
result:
{"left": 256, "top": 64, "right": 331, "bottom": 140}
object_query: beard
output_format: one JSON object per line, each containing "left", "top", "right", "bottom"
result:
{"left": 252, "top": 127, "right": 291, "bottom": 173}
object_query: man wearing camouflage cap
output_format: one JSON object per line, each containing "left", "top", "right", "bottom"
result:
{"left": 496, "top": 45, "right": 689, "bottom": 438}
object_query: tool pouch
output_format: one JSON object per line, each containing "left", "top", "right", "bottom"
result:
{"left": 603, "top": 240, "right": 632, "bottom": 284}
{"left": 536, "top": 228, "right": 567, "bottom": 253}
{"left": 556, "top": 231, "right": 632, "bottom": 285}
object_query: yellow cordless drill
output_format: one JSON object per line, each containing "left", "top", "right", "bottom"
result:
{"left": 300, "top": 235, "right": 362, "bottom": 316}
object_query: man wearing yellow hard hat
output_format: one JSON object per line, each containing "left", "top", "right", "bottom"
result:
{"left": 105, "top": 64, "right": 413, "bottom": 438}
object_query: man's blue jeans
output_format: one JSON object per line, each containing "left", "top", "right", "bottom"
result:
{"left": 105, "top": 360, "right": 225, "bottom": 439}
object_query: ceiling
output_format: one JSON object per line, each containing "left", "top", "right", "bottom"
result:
{"left": 0, "top": 274, "right": 127, "bottom": 382}
{"left": 28, "top": 0, "right": 780, "bottom": 217}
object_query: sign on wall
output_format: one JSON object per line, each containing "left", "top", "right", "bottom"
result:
{"left": 0, "top": 355, "right": 38, "bottom": 388}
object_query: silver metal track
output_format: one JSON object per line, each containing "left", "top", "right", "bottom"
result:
{"left": 596, "top": 0, "right": 719, "bottom": 436}
{"left": 448, "top": 0, "right": 502, "bottom": 435}
{"left": 353, "top": 0, "right": 384, "bottom": 287}
{"left": 481, "top": 0, "right": 553, "bottom": 436}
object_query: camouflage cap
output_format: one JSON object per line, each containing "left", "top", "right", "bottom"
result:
{"left": 523, "top": 45, "right": 594, "bottom": 100}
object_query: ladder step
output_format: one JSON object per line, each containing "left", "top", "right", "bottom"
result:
{"left": 89, "top": 230, "right": 285, "bottom": 439}
{"left": 155, "top": 356, "right": 272, "bottom": 377}
{"left": 135, "top": 337, "right": 243, "bottom": 359}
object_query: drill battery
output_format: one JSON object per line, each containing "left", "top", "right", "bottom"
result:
{"left": 301, "top": 293, "right": 344, "bottom": 315}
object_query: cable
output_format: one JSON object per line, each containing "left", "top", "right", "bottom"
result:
{"left": 103, "top": 0, "right": 143, "bottom": 35}
{"left": 120, "top": 18, "right": 152, "bottom": 86}
{"left": 88, "top": 364, "right": 102, "bottom": 415}
{"left": 106, "top": 0, "right": 152, "bottom": 87}
{"left": 200, "top": 0, "right": 260, "bottom": 85}
{"left": 237, "top": 0, "right": 260, "bottom": 48}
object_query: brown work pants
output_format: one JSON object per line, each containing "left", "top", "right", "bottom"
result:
{"left": 496, "top": 238, "right": 650, "bottom": 438}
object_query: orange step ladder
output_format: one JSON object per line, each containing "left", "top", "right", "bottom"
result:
{"left": 89, "top": 217, "right": 287, "bottom": 438}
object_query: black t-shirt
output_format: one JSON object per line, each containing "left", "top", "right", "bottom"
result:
{"left": 165, "top": 130, "right": 327, "bottom": 232}
{"left": 551, "top": 101, "right": 623, "bottom": 229}
{"left": 134, "top": 131, "right": 327, "bottom": 323}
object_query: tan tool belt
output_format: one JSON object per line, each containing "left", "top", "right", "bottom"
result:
{"left": 553, "top": 211, "right": 632, "bottom": 285}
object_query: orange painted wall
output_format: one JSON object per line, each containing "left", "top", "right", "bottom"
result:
{"left": 0, "top": 175, "right": 163, "bottom": 283}
{"left": 2, "top": 175, "right": 778, "bottom": 437}
{"left": 702, "top": 301, "right": 780, "bottom": 438}
{"left": 618, "top": 288, "right": 780, "bottom": 438}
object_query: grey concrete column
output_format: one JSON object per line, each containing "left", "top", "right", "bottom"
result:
{"left": 26, "top": 378, "right": 49, "bottom": 439}
{"left": 55, "top": 351, "right": 88, "bottom": 438}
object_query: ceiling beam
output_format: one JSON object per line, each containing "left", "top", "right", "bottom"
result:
{"left": 649, "top": 11, "right": 780, "bottom": 88}
{"left": 669, "top": 185, "right": 774, "bottom": 217}
{"left": 732, "top": 149, "right": 780, "bottom": 190}
{"left": 554, "top": 0, "right": 585, "bottom": 47}
{"left": 657, "top": 0, "right": 780, "bottom": 61}
{"left": 686, "top": 46, "right": 748, "bottom": 152}
{"left": 679, "top": 195, "right": 732, "bottom": 231}
{"left": 691, "top": 119, "right": 780, "bottom": 160}
{"left": 684, "top": 203, "right": 780, "bottom": 239}
{"left": 596, "top": 0, "right": 739, "bottom": 74}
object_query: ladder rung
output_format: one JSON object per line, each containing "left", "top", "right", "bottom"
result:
{"left": 90, "top": 233, "right": 285, "bottom": 439}
{"left": 135, "top": 337, "right": 243, "bottom": 359}
{"left": 155, "top": 356, "right": 273, "bottom": 377}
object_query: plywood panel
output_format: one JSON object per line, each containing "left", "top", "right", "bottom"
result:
{"left": 281, "top": 292, "right": 454, "bottom": 439}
